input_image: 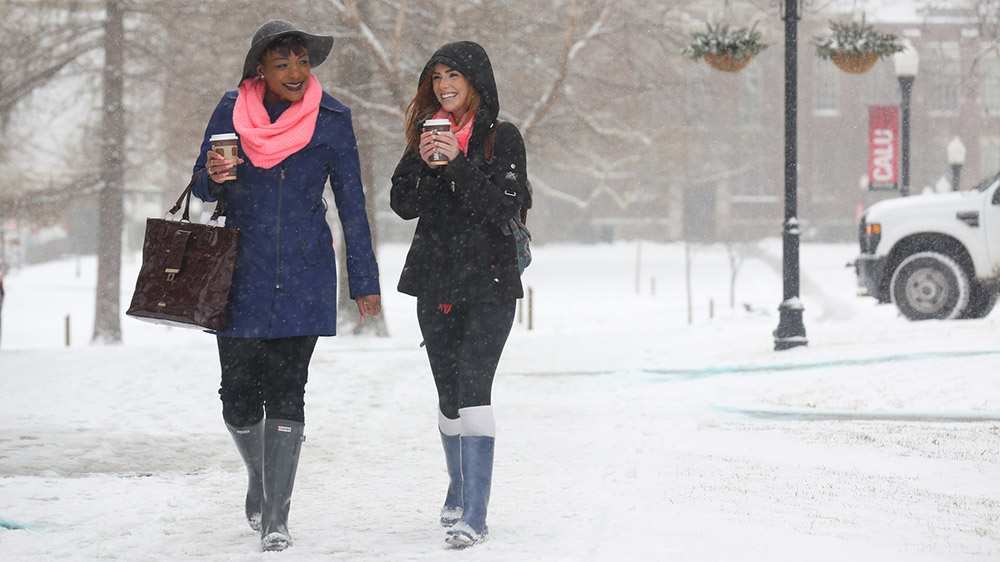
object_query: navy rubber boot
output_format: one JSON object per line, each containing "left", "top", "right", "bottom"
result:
{"left": 445, "top": 436, "right": 494, "bottom": 547}
{"left": 440, "top": 431, "right": 463, "bottom": 527}
{"left": 226, "top": 420, "right": 264, "bottom": 531}
{"left": 260, "top": 419, "right": 304, "bottom": 552}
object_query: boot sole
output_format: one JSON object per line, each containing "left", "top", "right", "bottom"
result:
{"left": 261, "top": 532, "right": 292, "bottom": 551}
{"left": 440, "top": 506, "right": 463, "bottom": 528}
{"left": 445, "top": 524, "right": 488, "bottom": 548}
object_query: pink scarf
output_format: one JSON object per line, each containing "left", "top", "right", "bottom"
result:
{"left": 233, "top": 74, "right": 322, "bottom": 169}
{"left": 432, "top": 108, "right": 475, "bottom": 155}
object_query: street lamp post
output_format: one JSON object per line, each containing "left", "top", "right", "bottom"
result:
{"left": 892, "top": 42, "right": 919, "bottom": 197}
{"left": 774, "top": 0, "right": 807, "bottom": 351}
{"left": 947, "top": 136, "right": 966, "bottom": 191}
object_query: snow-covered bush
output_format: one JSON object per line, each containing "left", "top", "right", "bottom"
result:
{"left": 814, "top": 19, "right": 904, "bottom": 60}
{"left": 681, "top": 23, "right": 769, "bottom": 63}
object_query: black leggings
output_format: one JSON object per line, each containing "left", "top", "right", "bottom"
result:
{"left": 417, "top": 300, "right": 516, "bottom": 420}
{"left": 216, "top": 335, "right": 318, "bottom": 427}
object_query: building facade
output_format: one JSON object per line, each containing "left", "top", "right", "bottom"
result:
{"left": 675, "top": 6, "right": 1000, "bottom": 244}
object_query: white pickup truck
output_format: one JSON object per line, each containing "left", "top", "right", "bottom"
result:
{"left": 854, "top": 171, "right": 1000, "bottom": 320}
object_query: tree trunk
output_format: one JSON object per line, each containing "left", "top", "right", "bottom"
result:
{"left": 92, "top": 0, "right": 124, "bottom": 344}
{"left": 335, "top": 2, "right": 389, "bottom": 337}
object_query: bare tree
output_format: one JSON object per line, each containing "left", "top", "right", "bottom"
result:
{"left": 0, "top": 0, "right": 103, "bottom": 196}
{"left": 974, "top": 0, "right": 1000, "bottom": 48}
{"left": 724, "top": 240, "right": 749, "bottom": 309}
{"left": 0, "top": 1, "right": 103, "bottom": 132}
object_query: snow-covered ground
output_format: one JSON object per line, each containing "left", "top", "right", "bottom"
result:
{"left": 1, "top": 240, "right": 998, "bottom": 561}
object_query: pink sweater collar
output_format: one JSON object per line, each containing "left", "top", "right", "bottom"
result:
{"left": 432, "top": 108, "right": 475, "bottom": 155}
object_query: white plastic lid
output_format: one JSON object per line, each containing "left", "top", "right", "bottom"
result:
{"left": 423, "top": 119, "right": 451, "bottom": 127}
{"left": 210, "top": 133, "right": 238, "bottom": 141}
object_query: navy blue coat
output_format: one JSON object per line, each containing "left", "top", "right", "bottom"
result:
{"left": 192, "top": 90, "right": 379, "bottom": 339}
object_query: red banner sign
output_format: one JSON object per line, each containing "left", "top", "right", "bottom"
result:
{"left": 868, "top": 105, "right": 899, "bottom": 190}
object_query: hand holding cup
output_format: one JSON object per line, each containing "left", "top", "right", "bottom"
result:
{"left": 421, "top": 119, "right": 457, "bottom": 167}
{"left": 207, "top": 133, "right": 244, "bottom": 182}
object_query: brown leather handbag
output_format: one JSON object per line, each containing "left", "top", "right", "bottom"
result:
{"left": 126, "top": 175, "right": 240, "bottom": 331}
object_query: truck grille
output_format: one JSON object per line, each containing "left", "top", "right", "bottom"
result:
{"left": 858, "top": 216, "right": 869, "bottom": 253}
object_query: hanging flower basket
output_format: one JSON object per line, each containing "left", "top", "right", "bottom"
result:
{"left": 815, "top": 19, "right": 904, "bottom": 74}
{"left": 830, "top": 50, "right": 880, "bottom": 73}
{"left": 681, "top": 23, "right": 769, "bottom": 73}
{"left": 702, "top": 52, "right": 754, "bottom": 73}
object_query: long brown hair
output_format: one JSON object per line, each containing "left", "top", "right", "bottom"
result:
{"left": 403, "top": 66, "right": 482, "bottom": 153}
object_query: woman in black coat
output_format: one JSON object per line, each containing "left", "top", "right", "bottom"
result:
{"left": 390, "top": 41, "right": 529, "bottom": 548}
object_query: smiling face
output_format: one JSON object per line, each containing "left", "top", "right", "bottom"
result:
{"left": 431, "top": 63, "right": 473, "bottom": 122}
{"left": 257, "top": 44, "right": 311, "bottom": 104}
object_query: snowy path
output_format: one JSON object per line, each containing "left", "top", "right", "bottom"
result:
{"left": 1, "top": 242, "right": 998, "bottom": 561}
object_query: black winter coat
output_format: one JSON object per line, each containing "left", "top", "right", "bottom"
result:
{"left": 390, "top": 42, "right": 529, "bottom": 304}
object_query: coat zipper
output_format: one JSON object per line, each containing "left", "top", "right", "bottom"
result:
{"left": 275, "top": 168, "right": 285, "bottom": 289}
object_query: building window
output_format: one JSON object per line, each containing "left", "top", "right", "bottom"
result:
{"left": 814, "top": 59, "right": 838, "bottom": 114}
{"left": 740, "top": 66, "right": 763, "bottom": 126}
{"left": 923, "top": 43, "right": 961, "bottom": 114}
{"left": 981, "top": 58, "right": 1000, "bottom": 116}
{"left": 684, "top": 70, "right": 712, "bottom": 132}
{"left": 982, "top": 137, "right": 1000, "bottom": 177}
{"left": 863, "top": 64, "right": 898, "bottom": 106}
{"left": 740, "top": 164, "right": 764, "bottom": 196}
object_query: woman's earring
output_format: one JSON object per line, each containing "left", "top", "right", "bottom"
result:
{"left": 259, "top": 74, "right": 264, "bottom": 80}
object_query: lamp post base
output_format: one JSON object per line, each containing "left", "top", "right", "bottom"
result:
{"left": 774, "top": 300, "right": 807, "bottom": 351}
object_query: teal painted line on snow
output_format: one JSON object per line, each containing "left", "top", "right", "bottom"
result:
{"left": 716, "top": 406, "right": 1000, "bottom": 423}
{"left": 0, "top": 519, "right": 43, "bottom": 531}
{"left": 641, "top": 350, "right": 1000, "bottom": 378}
{"left": 511, "top": 350, "right": 1000, "bottom": 379}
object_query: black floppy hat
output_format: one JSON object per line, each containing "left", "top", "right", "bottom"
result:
{"left": 240, "top": 20, "right": 334, "bottom": 83}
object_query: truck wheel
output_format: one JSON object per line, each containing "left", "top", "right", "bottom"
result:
{"left": 960, "top": 281, "right": 998, "bottom": 319}
{"left": 890, "top": 251, "right": 970, "bottom": 320}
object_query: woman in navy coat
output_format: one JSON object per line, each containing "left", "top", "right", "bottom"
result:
{"left": 191, "top": 20, "right": 380, "bottom": 552}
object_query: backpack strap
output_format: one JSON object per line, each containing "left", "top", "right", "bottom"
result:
{"left": 483, "top": 119, "right": 502, "bottom": 161}
{"left": 520, "top": 180, "right": 532, "bottom": 224}
{"left": 484, "top": 119, "right": 531, "bottom": 225}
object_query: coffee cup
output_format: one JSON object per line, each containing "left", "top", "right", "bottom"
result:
{"left": 423, "top": 118, "right": 452, "bottom": 166}
{"left": 209, "top": 133, "right": 239, "bottom": 180}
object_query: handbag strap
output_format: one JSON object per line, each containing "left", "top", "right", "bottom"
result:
{"left": 167, "top": 172, "right": 227, "bottom": 223}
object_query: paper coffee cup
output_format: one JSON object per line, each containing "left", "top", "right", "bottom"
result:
{"left": 209, "top": 133, "right": 239, "bottom": 180}
{"left": 423, "top": 118, "right": 452, "bottom": 166}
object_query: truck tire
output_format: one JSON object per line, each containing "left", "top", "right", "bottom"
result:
{"left": 960, "top": 281, "right": 998, "bottom": 319}
{"left": 890, "top": 251, "right": 970, "bottom": 320}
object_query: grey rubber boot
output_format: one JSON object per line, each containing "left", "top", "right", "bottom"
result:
{"left": 440, "top": 431, "right": 463, "bottom": 527}
{"left": 226, "top": 420, "right": 264, "bottom": 531}
{"left": 445, "top": 436, "right": 494, "bottom": 548}
{"left": 260, "top": 419, "right": 305, "bottom": 552}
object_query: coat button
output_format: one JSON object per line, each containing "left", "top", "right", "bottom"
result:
{"left": 300, "top": 239, "right": 307, "bottom": 245}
